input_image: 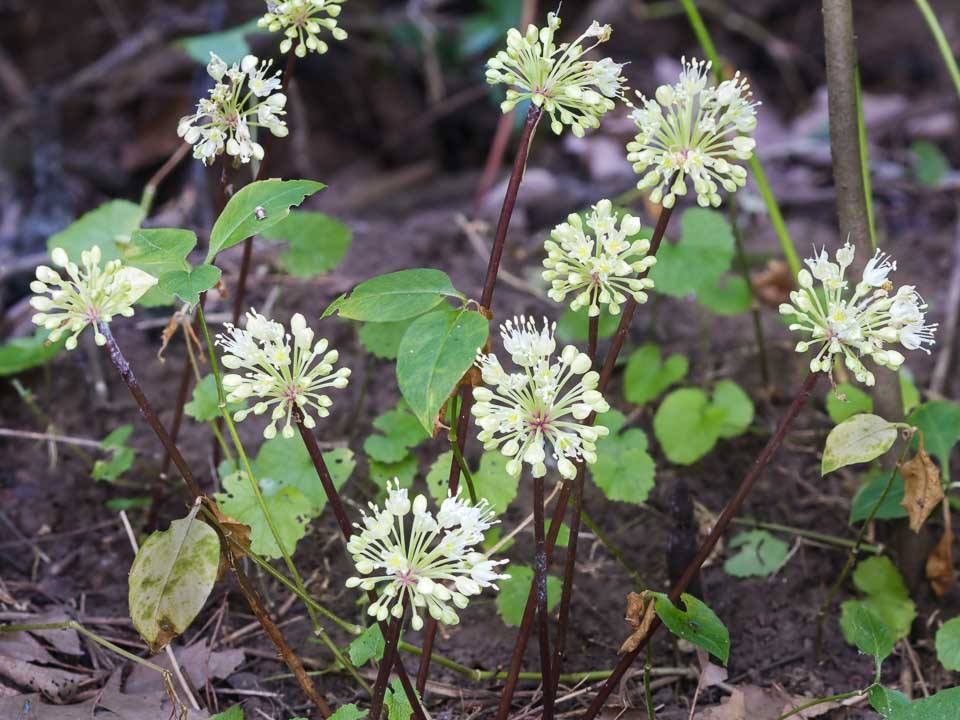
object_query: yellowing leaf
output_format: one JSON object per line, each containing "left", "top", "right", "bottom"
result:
{"left": 821, "top": 413, "right": 899, "bottom": 476}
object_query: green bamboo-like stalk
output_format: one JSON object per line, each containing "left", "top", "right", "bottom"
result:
{"left": 678, "top": 0, "right": 801, "bottom": 276}
{"left": 913, "top": 0, "right": 960, "bottom": 100}
{"left": 855, "top": 70, "right": 877, "bottom": 249}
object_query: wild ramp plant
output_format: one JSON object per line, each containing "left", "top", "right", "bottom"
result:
{"left": 2, "top": 6, "right": 960, "bottom": 720}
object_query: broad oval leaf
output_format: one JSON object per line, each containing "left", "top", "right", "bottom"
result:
{"left": 821, "top": 413, "right": 899, "bottom": 476}
{"left": 723, "top": 530, "right": 789, "bottom": 578}
{"left": 846, "top": 603, "right": 894, "bottom": 662}
{"left": 623, "top": 343, "right": 688, "bottom": 405}
{"left": 0, "top": 331, "right": 63, "bottom": 377}
{"left": 397, "top": 308, "right": 488, "bottom": 433}
{"left": 324, "top": 269, "right": 463, "bottom": 322}
{"left": 261, "top": 210, "right": 352, "bottom": 278}
{"left": 128, "top": 510, "right": 220, "bottom": 652}
{"left": 426, "top": 450, "right": 519, "bottom": 514}
{"left": 207, "top": 179, "right": 325, "bottom": 261}
{"left": 653, "top": 592, "right": 730, "bottom": 665}
{"left": 123, "top": 228, "right": 196, "bottom": 307}
{"left": 652, "top": 388, "right": 721, "bottom": 465}
{"left": 47, "top": 200, "right": 144, "bottom": 261}
{"left": 158, "top": 264, "right": 222, "bottom": 307}
{"left": 176, "top": 19, "right": 265, "bottom": 65}
{"left": 648, "top": 208, "right": 734, "bottom": 298}
{"left": 590, "top": 411, "right": 655, "bottom": 505}
{"left": 348, "top": 624, "right": 385, "bottom": 666}
{"left": 826, "top": 383, "right": 874, "bottom": 424}
{"left": 712, "top": 379, "right": 754, "bottom": 439}
{"left": 935, "top": 616, "right": 960, "bottom": 671}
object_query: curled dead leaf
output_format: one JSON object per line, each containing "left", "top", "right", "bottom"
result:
{"left": 927, "top": 508, "right": 955, "bottom": 597}
{"left": 750, "top": 259, "right": 794, "bottom": 307}
{"left": 900, "top": 442, "right": 943, "bottom": 533}
{"left": 204, "top": 497, "right": 251, "bottom": 563}
{"left": 620, "top": 591, "right": 657, "bottom": 654}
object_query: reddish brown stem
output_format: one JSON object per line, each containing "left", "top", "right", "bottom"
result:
{"left": 587, "top": 313, "right": 599, "bottom": 362}
{"left": 369, "top": 606, "right": 407, "bottom": 720}
{"left": 494, "top": 201, "right": 675, "bottom": 719}
{"left": 414, "top": 105, "right": 542, "bottom": 693}
{"left": 580, "top": 371, "right": 820, "bottom": 719}
{"left": 98, "top": 322, "right": 331, "bottom": 715}
{"left": 295, "top": 415, "right": 425, "bottom": 718}
{"left": 533, "top": 472, "right": 555, "bottom": 719}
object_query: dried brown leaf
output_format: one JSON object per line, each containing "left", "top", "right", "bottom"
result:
{"left": 695, "top": 685, "right": 839, "bottom": 719}
{"left": 900, "top": 444, "right": 943, "bottom": 533}
{"left": 619, "top": 591, "right": 657, "bottom": 654}
{"left": 927, "top": 513, "right": 956, "bottom": 597}
{"left": 750, "top": 259, "right": 794, "bottom": 307}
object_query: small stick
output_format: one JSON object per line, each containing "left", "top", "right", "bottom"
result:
{"left": 118, "top": 510, "right": 201, "bottom": 712}
{"left": 0, "top": 427, "right": 103, "bottom": 448}
{"left": 580, "top": 371, "right": 820, "bottom": 720}
{"left": 139, "top": 142, "right": 191, "bottom": 215}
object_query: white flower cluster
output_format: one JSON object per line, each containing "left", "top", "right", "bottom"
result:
{"left": 626, "top": 58, "right": 758, "bottom": 208}
{"left": 258, "top": 0, "right": 348, "bottom": 57}
{"left": 543, "top": 199, "right": 656, "bottom": 317}
{"left": 177, "top": 54, "right": 288, "bottom": 166}
{"left": 779, "top": 244, "right": 937, "bottom": 386}
{"left": 346, "top": 482, "right": 508, "bottom": 630}
{"left": 30, "top": 246, "right": 157, "bottom": 350}
{"left": 216, "top": 310, "right": 350, "bottom": 438}
{"left": 485, "top": 12, "right": 626, "bottom": 137}
{"left": 472, "top": 317, "right": 610, "bottom": 479}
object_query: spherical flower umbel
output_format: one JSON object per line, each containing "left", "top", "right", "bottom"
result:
{"left": 543, "top": 199, "right": 656, "bottom": 317}
{"left": 626, "top": 57, "right": 759, "bottom": 209}
{"left": 216, "top": 310, "right": 350, "bottom": 439}
{"left": 485, "top": 12, "right": 626, "bottom": 137}
{"left": 258, "top": 0, "right": 348, "bottom": 57}
{"left": 30, "top": 246, "right": 157, "bottom": 350}
{"left": 177, "top": 53, "right": 288, "bottom": 166}
{"left": 472, "top": 317, "right": 610, "bottom": 479}
{"left": 779, "top": 243, "right": 937, "bottom": 386}
{"left": 345, "top": 481, "right": 508, "bottom": 630}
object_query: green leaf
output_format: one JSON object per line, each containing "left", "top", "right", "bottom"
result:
{"left": 623, "top": 344, "right": 688, "bottom": 405}
{"left": 373, "top": 407, "right": 430, "bottom": 448}
{"left": 496, "top": 564, "right": 562, "bottom": 627}
{"left": 885, "top": 687, "right": 960, "bottom": 720}
{"left": 0, "top": 331, "right": 63, "bottom": 377}
{"left": 649, "top": 208, "right": 735, "bottom": 298}
{"left": 359, "top": 318, "right": 419, "bottom": 360}
{"left": 209, "top": 707, "right": 245, "bottom": 720}
{"left": 329, "top": 704, "right": 368, "bottom": 720}
{"left": 899, "top": 368, "right": 920, "bottom": 416}
{"left": 849, "top": 468, "right": 907, "bottom": 523}
{"left": 363, "top": 434, "right": 409, "bottom": 464}
{"left": 47, "top": 200, "right": 144, "bottom": 261}
{"left": 93, "top": 447, "right": 135, "bottom": 483}
{"left": 207, "top": 179, "right": 326, "bottom": 261}
{"left": 908, "top": 401, "right": 960, "bottom": 482}
{"left": 397, "top": 308, "right": 489, "bottom": 432}
{"left": 911, "top": 140, "right": 950, "bottom": 187}
{"left": 652, "top": 380, "right": 751, "bottom": 465}
{"left": 325, "top": 269, "right": 462, "bottom": 322}
{"left": 384, "top": 678, "right": 418, "bottom": 720}
{"left": 105, "top": 497, "right": 151, "bottom": 511}
{"left": 261, "top": 211, "right": 352, "bottom": 278}
{"left": 870, "top": 686, "right": 911, "bottom": 717}
{"left": 368, "top": 455, "right": 418, "bottom": 491}
{"left": 555, "top": 305, "right": 619, "bottom": 343}
{"left": 590, "top": 411, "right": 656, "bottom": 504}
{"left": 252, "top": 437, "right": 355, "bottom": 515}
{"left": 185, "top": 374, "right": 241, "bottom": 423}
{"left": 348, "top": 624, "right": 385, "bottom": 666}
{"left": 175, "top": 19, "right": 265, "bottom": 65}
{"left": 723, "top": 530, "right": 789, "bottom": 578}
{"left": 821, "top": 413, "right": 899, "bottom": 476}
{"left": 653, "top": 592, "right": 730, "bottom": 665}
{"left": 128, "top": 509, "right": 220, "bottom": 652}
{"left": 847, "top": 603, "right": 894, "bottom": 663}
{"left": 696, "top": 274, "right": 752, "bottom": 316}
{"left": 826, "top": 383, "right": 874, "bottom": 424}
{"left": 215, "top": 470, "right": 313, "bottom": 559}
{"left": 935, "top": 616, "right": 960, "bottom": 671}
{"left": 101, "top": 424, "right": 133, "bottom": 449}
{"left": 712, "top": 379, "right": 754, "bottom": 439}
{"left": 427, "top": 450, "right": 519, "bottom": 515}
{"left": 158, "top": 264, "right": 222, "bottom": 307}
{"left": 840, "top": 557, "right": 916, "bottom": 646}
{"left": 123, "top": 228, "right": 196, "bottom": 307}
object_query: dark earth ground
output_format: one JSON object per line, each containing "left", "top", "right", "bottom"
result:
{"left": 2, "top": 0, "right": 960, "bottom": 717}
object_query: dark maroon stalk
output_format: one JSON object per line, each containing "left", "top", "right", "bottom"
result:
{"left": 494, "top": 201, "right": 676, "bottom": 719}
{"left": 98, "top": 322, "right": 331, "bottom": 715}
{"left": 414, "top": 105, "right": 542, "bottom": 693}
{"left": 533, "top": 471, "right": 555, "bottom": 719}
{"left": 587, "top": 314, "right": 599, "bottom": 362}
{"left": 296, "top": 415, "right": 425, "bottom": 718}
{"left": 147, "top": 353, "right": 194, "bottom": 530}
{"left": 580, "top": 371, "right": 820, "bottom": 719}
{"left": 369, "top": 606, "right": 406, "bottom": 720}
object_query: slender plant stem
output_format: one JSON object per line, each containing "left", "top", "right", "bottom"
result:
{"left": 581, "top": 371, "right": 820, "bottom": 720}
{"left": 532, "top": 472, "right": 555, "bottom": 719}
{"left": 678, "top": 0, "right": 801, "bottom": 276}
{"left": 97, "top": 321, "right": 331, "bottom": 715}
{"left": 140, "top": 142, "right": 191, "bottom": 215}
{"left": 12, "top": 381, "right": 96, "bottom": 466}
{"left": 369, "top": 606, "right": 407, "bottom": 720}
{"left": 447, "top": 395, "right": 478, "bottom": 504}
{"left": 729, "top": 201, "right": 770, "bottom": 388}
{"left": 913, "top": 0, "right": 960, "bottom": 100}
{"left": 581, "top": 509, "right": 648, "bottom": 587}
{"left": 773, "top": 689, "right": 867, "bottom": 720}
{"left": 732, "top": 517, "right": 883, "bottom": 554}
{"left": 854, "top": 70, "right": 877, "bottom": 249}
{"left": 415, "top": 104, "right": 543, "bottom": 694}
{"left": 495, "top": 201, "right": 676, "bottom": 720}
{"left": 587, "top": 314, "right": 599, "bottom": 362}
{"left": 814, "top": 437, "right": 912, "bottom": 655}
{"left": 644, "top": 644, "right": 656, "bottom": 720}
